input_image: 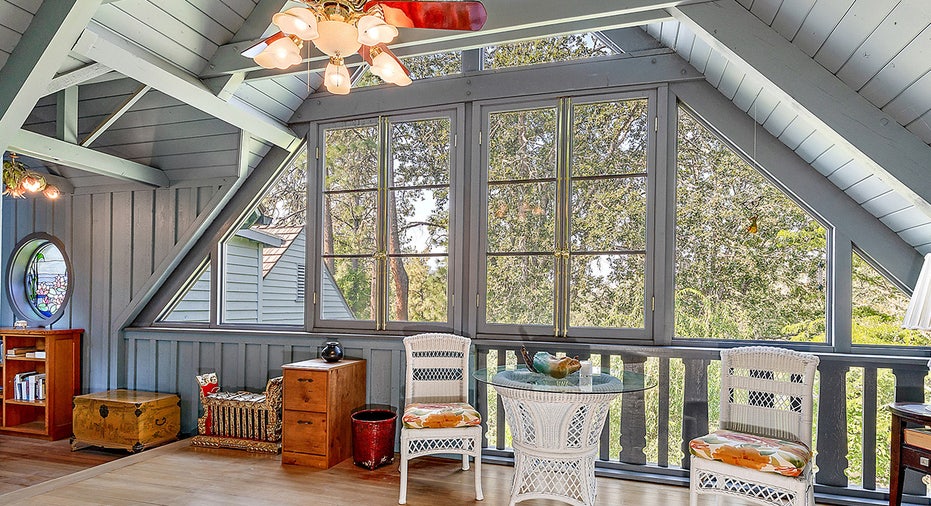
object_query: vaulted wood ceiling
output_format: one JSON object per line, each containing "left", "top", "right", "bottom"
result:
{"left": 1, "top": 0, "right": 930, "bottom": 255}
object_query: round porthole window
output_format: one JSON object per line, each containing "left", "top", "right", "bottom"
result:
{"left": 6, "top": 233, "right": 72, "bottom": 326}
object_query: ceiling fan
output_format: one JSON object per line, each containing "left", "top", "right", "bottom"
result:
{"left": 242, "top": 1, "right": 488, "bottom": 94}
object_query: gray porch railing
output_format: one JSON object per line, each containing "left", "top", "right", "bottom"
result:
{"left": 472, "top": 341, "right": 931, "bottom": 505}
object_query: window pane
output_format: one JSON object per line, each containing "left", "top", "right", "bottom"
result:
{"left": 388, "top": 256, "right": 448, "bottom": 322}
{"left": 852, "top": 251, "right": 931, "bottom": 346}
{"left": 222, "top": 150, "right": 308, "bottom": 325}
{"left": 488, "top": 108, "right": 557, "bottom": 181}
{"left": 25, "top": 242, "right": 68, "bottom": 318}
{"left": 487, "top": 182, "right": 556, "bottom": 253}
{"left": 571, "top": 177, "right": 646, "bottom": 251}
{"left": 161, "top": 265, "right": 210, "bottom": 323}
{"left": 391, "top": 119, "right": 451, "bottom": 187}
{"left": 357, "top": 51, "right": 462, "bottom": 87}
{"left": 675, "top": 108, "right": 826, "bottom": 340}
{"left": 572, "top": 99, "right": 649, "bottom": 177}
{"left": 324, "top": 126, "right": 378, "bottom": 191}
{"left": 484, "top": 33, "right": 614, "bottom": 69}
{"left": 389, "top": 188, "right": 448, "bottom": 254}
{"left": 486, "top": 255, "right": 554, "bottom": 325}
{"left": 569, "top": 254, "right": 644, "bottom": 328}
{"left": 324, "top": 191, "right": 377, "bottom": 255}
{"left": 324, "top": 257, "right": 374, "bottom": 320}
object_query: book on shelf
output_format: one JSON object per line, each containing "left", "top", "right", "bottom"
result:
{"left": 25, "top": 350, "right": 46, "bottom": 359}
{"left": 7, "top": 346, "right": 36, "bottom": 357}
{"left": 12, "top": 371, "right": 45, "bottom": 401}
{"left": 904, "top": 428, "right": 931, "bottom": 450}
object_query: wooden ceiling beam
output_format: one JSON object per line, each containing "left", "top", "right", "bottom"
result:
{"left": 0, "top": 0, "right": 102, "bottom": 153}
{"left": 45, "top": 63, "right": 112, "bottom": 96}
{"left": 72, "top": 22, "right": 301, "bottom": 151}
{"left": 672, "top": 0, "right": 931, "bottom": 220}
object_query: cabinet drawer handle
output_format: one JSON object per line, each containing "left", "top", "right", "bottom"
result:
{"left": 297, "top": 378, "right": 314, "bottom": 383}
{"left": 298, "top": 420, "right": 314, "bottom": 425}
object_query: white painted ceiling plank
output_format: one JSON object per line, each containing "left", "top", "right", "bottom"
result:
{"left": 793, "top": 133, "right": 834, "bottom": 164}
{"left": 702, "top": 50, "right": 728, "bottom": 88}
{"left": 685, "top": 35, "right": 712, "bottom": 73}
{"left": 813, "top": 0, "right": 897, "bottom": 74}
{"left": 72, "top": 22, "right": 299, "bottom": 150}
{"left": 770, "top": 0, "right": 818, "bottom": 41}
{"left": 748, "top": 0, "right": 780, "bottom": 25}
{"left": 10, "top": 128, "right": 169, "bottom": 187}
{"left": 674, "top": 0, "right": 931, "bottom": 221}
{"left": 881, "top": 72, "right": 931, "bottom": 126}
{"left": 861, "top": 191, "right": 910, "bottom": 218}
{"left": 731, "top": 75, "right": 764, "bottom": 113}
{"left": 810, "top": 144, "right": 853, "bottom": 175}
{"left": 46, "top": 62, "right": 111, "bottom": 96}
{"left": 0, "top": 0, "right": 101, "bottom": 154}
{"left": 156, "top": 1, "right": 235, "bottom": 46}
{"left": 905, "top": 110, "right": 931, "bottom": 145}
{"left": 760, "top": 102, "right": 796, "bottom": 137}
{"left": 0, "top": 2, "right": 35, "bottom": 33}
{"left": 827, "top": 159, "right": 871, "bottom": 188}
{"left": 777, "top": 117, "right": 816, "bottom": 151}
{"left": 792, "top": 0, "right": 856, "bottom": 57}
{"left": 858, "top": 24, "right": 931, "bottom": 108}
{"left": 845, "top": 175, "right": 893, "bottom": 204}
{"left": 82, "top": 84, "right": 151, "bottom": 147}
{"left": 658, "top": 20, "right": 679, "bottom": 50}
{"left": 898, "top": 222, "right": 931, "bottom": 245}
{"left": 881, "top": 205, "right": 929, "bottom": 232}
{"left": 835, "top": 0, "right": 930, "bottom": 90}
{"left": 717, "top": 63, "right": 745, "bottom": 100}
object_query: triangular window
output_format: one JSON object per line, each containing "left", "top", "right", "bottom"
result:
{"left": 852, "top": 250, "right": 931, "bottom": 346}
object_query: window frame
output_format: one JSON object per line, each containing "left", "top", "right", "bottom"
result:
{"left": 473, "top": 90, "right": 658, "bottom": 342}
{"left": 308, "top": 107, "right": 465, "bottom": 334}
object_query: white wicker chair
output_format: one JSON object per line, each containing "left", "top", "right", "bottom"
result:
{"left": 689, "top": 346, "right": 819, "bottom": 506}
{"left": 399, "top": 333, "right": 483, "bottom": 505}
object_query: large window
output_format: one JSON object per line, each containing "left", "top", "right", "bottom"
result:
{"left": 481, "top": 95, "right": 652, "bottom": 337}
{"left": 318, "top": 114, "right": 454, "bottom": 329}
{"left": 852, "top": 250, "right": 931, "bottom": 346}
{"left": 674, "top": 107, "right": 826, "bottom": 341}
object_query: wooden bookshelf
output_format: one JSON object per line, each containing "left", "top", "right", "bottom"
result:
{"left": 0, "top": 328, "right": 81, "bottom": 440}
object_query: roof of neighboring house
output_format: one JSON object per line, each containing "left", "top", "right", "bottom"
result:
{"left": 252, "top": 225, "right": 303, "bottom": 278}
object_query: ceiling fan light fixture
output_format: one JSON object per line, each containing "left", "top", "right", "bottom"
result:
{"left": 356, "top": 15, "right": 398, "bottom": 46}
{"left": 254, "top": 36, "right": 303, "bottom": 69}
{"left": 315, "top": 19, "right": 362, "bottom": 57}
{"left": 369, "top": 46, "right": 411, "bottom": 86}
{"left": 273, "top": 7, "right": 319, "bottom": 40}
{"left": 324, "top": 56, "right": 352, "bottom": 95}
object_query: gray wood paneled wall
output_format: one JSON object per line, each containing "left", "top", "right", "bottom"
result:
{"left": 0, "top": 183, "right": 228, "bottom": 392}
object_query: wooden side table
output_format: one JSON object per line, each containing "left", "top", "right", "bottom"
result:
{"left": 889, "top": 402, "right": 931, "bottom": 506}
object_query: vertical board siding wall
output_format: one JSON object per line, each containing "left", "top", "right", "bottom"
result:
{"left": 1, "top": 184, "right": 226, "bottom": 392}
{"left": 124, "top": 329, "right": 406, "bottom": 435}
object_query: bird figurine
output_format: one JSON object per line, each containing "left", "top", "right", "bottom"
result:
{"left": 520, "top": 346, "right": 581, "bottom": 379}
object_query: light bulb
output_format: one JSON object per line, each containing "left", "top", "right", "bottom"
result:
{"left": 272, "top": 7, "right": 318, "bottom": 40}
{"left": 356, "top": 15, "right": 398, "bottom": 46}
{"left": 370, "top": 50, "right": 412, "bottom": 86}
{"left": 254, "top": 37, "right": 302, "bottom": 69}
{"left": 324, "top": 58, "right": 351, "bottom": 95}
{"left": 43, "top": 185, "right": 60, "bottom": 199}
{"left": 21, "top": 173, "right": 46, "bottom": 193}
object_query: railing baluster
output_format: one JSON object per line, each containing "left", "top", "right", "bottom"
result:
{"left": 600, "top": 352, "right": 611, "bottom": 460}
{"left": 658, "top": 356, "right": 670, "bottom": 467}
{"left": 862, "top": 366, "right": 878, "bottom": 490}
{"left": 680, "top": 358, "right": 709, "bottom": 469}
{"left": 892, "top": 364, "right": 927, "bottom": 497}
{"left": 476, "top": 348, "right": 488, "bottom": 449}
{"left": 815, "top": 361, "right": 849, "bottom": 487}
{"left": 496, "top": 347, "right": 506, "bottom": 450}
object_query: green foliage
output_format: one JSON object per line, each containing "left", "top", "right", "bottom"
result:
{"left": 485, "top": 33, "right": 613, "bottom": 69}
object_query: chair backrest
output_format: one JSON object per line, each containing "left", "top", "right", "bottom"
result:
{"left": 403, "top": 333, "right": 471, "bottom": 405}
{"left": 719, "top": 346, "right": 819, "bottom": 445}
{"left": 195, "top": 372, "right": 220, "bottom": 400}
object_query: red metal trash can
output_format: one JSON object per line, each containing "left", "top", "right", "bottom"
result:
{"left": 351, "top": 408, "right": 397, "bottom": 470}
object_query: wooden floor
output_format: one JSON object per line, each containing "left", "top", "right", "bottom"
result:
{"left": 0, "top": 434, "right": 125, "bottom": 495}
{"left": 0, "top": 437, "right": 820, "bottom": 505}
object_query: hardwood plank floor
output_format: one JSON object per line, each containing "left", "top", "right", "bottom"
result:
{"left": 0, "top": 438, "right": 824, "bottom": 505}
{"left": 0, "top": 434, "right": 126, "bottom": 495}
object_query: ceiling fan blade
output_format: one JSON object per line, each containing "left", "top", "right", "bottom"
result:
{"left": 241, "top": 31, "right": 285, "bottom": 58}
{"left": 364, "top": 1, "right": 487, "bottom": 31}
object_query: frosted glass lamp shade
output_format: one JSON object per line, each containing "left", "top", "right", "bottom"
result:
{"left": 903, "top": 253, "right": 931, "bottom": 330}
{"left": 272, "top": 8, "right": 318, "bottom": 40}
{"left": 370, "top": 51, "right": 411, "bottom": 86}
{"left": 254, "top": 37, "right": 302, "bottom": 69}
{"left": 324, "top": 60, "right": 352, "bottom": 95}
{"left": 357, "top": 15, "right": 398, "bottom": 46}
{"left": 315, "top": 20, "right": 361, "bottom": 57}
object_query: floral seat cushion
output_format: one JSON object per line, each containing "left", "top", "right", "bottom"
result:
{"left": 402, "top": 402, "right": 482, "bottom": 429}
{"left": 689, "top": 429, "right": 812, "bottom": 477}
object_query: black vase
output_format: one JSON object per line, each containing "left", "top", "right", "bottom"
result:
{"left": 321, "top": 341, "right": 344, "bottom": 362}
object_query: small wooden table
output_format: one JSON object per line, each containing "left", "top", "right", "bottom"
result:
{"left": 889, "top": 402, "right": 931, "bottom": 505}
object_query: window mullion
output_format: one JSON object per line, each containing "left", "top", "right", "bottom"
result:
{"left": 555, "top": 97, "right": 572, "bottom": 337}
{"left": 375, "top": 116, "right": 391, "bottom": 330}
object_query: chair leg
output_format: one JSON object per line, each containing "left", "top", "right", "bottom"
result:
{"left": 462, "top": 453, "right": 470, "bottom": 471}
{"left": 399, "top": 443, "right": 409, "bottom": 505}
{"left": 689, "top": 467, "right": 699, "bottom": 506}
{"left": 474, "top": 449, "right": 483, "bottom": 501}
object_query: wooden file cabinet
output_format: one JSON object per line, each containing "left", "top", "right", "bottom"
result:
{"left": 281, "top": 358, "right": 366, "bottom": 469}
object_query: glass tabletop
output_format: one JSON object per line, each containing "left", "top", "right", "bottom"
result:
{"left": 473, "top": 365, "right": 655, "bottom": 394}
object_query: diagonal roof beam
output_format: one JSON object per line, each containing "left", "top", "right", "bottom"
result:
{"left": 81, "top": 84, "right": 151, "bottom": 147}
{"left": 204, "top": 0, "right": 710, "bottom": 79}
{"left": 0, "top": 0, "right": 102, "bottom": 153}
{"left": 671, "top": 0, "right": 931, "bottom": 220}
{"left": 46, "top": 63, "right": 112, "bottom": 96}
{"left": 72, "top": 21, "right": 300, "bottom": 151}
{"left": 10, "top": 129, "right": 169, "bottom": 187}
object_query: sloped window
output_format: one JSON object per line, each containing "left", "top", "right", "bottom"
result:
{"left": 221, "top": 150, "right": 308, "bottom": 326}
{"left": 484, "top": 33, "right": 614, "bottom": 69}
{"left": 674, "top": 107, "right": 826, "bottom": 341}
{"left": 159, "top": 263, "right": 210, "bottom": 323}
{"left": 852, "top": 250, "right": 931, "bottom": 346}
{"left": 357, "top": 50, "right": 462, "bottom": 87}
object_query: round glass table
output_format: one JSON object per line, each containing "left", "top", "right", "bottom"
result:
{"left": 474, "top": 366, "right": 654, "bottom": 506}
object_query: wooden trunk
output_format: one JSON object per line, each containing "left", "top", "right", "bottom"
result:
{"left": 71, "top": 390, "right": 180, "bottom": 453}
{"left": 281, "top": 358, "right": 366, "bottom": 469}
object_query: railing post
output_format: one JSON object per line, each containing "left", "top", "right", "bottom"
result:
{"left": 893, "top": 364, "right": 928, "bottom": 497}
{"left": 816, "top": 361, "right": 849, "bottom": 487}
{"left": 620, "top": 353, "right": 648, "bottom": 465}
{"left": 681, "top": 357, "right": 709, "bottom": 469}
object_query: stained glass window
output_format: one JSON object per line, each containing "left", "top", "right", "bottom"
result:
{"left": 24, "top": 242, "right": 69, "bottom": 318}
